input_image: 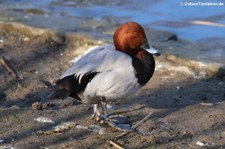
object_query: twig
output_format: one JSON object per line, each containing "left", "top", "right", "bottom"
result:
{"left": 107, "top": 139, "right": 124, "bottom": 149}
{"left": 115, "top": 111, "right": 153, "bottom": 139}
{"left": 0, "top": 58, "right": 20, "bottom": 79}
{"left": 132, "top": 111, "right": 153, "bottom": 129}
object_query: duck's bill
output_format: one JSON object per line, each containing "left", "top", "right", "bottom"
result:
{"left": 141, "top": 41, "right": 161, "bottom": 56}
{"left": 146, "top": 46, "right": 161, "bottom": 56}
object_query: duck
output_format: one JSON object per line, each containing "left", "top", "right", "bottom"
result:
{"left": 51, "top": 21, "right": 160, "bottom": 131}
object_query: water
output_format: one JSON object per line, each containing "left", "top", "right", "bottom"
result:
{"left": 0, "top": 0, "right": 225, "bottom": 41}
{"left": 0, "top": 0, "right": 224, "bottom": 66}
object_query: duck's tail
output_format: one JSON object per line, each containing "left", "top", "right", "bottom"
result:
{"left": 48, "top": 89, "right": 71, "bottom": 100}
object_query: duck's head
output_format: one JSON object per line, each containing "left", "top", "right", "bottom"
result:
{"left": 113, "top": 21, "right": 160, "bottom": 56}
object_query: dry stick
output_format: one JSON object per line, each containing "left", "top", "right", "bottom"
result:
{"left": 0, "top": 58, "right": 20, "bottom": 79}
{"left": 115, "top": 111, "right": 153, "bottom": 139}
{"left": 107, "top": 140, "right": 124, "bottom": 149}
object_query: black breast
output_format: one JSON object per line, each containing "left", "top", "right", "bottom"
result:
{"left": 131, "top": 51, "right": 155, "bottom": 85}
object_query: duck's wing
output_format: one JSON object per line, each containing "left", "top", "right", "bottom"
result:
{"left": 59, "top": 45, "right": 108, "bottom": 81}
{"left": 55, "top": 44, "right": 136, "bottom": 98}
{"left": 59, "top": 44, "right": 131, "bottom": 82}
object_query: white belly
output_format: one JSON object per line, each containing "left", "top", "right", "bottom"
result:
{"left": 82, "top": 70, "right": 141, "bottom": 103}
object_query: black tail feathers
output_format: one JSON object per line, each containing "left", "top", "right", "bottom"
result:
{"left": 48, "top": 89, "right": 70, "bottom": 100}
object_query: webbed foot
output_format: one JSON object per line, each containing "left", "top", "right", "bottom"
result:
{"left": 105, "top": 115, "right": 133, "bottom": 131}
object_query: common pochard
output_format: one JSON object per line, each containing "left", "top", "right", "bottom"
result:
{"left": 52, "top": 21, "right": 160, "bottom": 131}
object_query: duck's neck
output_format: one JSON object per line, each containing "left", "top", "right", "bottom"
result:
{"left": 130, "top": 49, "right": 155, "bottom": 85}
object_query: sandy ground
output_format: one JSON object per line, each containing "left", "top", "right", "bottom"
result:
{"left": 0, "top": 22, "right": 225, "bottom": 149}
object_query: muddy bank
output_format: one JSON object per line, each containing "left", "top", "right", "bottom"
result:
{"left": 0, "top": 22, "right": 225, "bottom": 149}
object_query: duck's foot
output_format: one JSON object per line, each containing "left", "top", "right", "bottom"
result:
{"left": 107, "top": 115, "right": 130, "bottom": 124}
{"left": 96, "top": 115, "right": 133, "bottom": 131}
{"left": 106, "top": 120, "right": 133, "bottom": 131}
{"left": 91, "top": 103, "right": 133, "bottom": 131}
{"left": 106, "top": 115, "right": 133, "bottom": 131}
{"left": 91, "top": 104, "right": 107, "bottom": 123}
{"left": 92, "top": 114, "right": 133, "bottom": 131}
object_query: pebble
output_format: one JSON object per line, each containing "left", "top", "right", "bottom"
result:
{"left": 196, "top": 141, "right": 208, "bottom": 146}
{"left": 54, "top": 122, "right": 76, "bottom": 132}
{"left": 167, "top": 34, "right": 178, "bottom": 41}
{"left": 199, "top": 102, "right": 214, "bottom": 106}
{"left": 76, "top": 124, "right": 106, "bottom": 135}
{"left": 10, "top": 105, "right": 20, "bottom": 109}
{"left": 216, "top": 66, "right": 225, "bottom": 79}
{"left": 23, "top": 37, "right": 30, "bottom": 42}
{"left": 34, "top": 116, "right": 55, "bottom": 124}
{"left": 0, "top": 145, "right": 15, "bottom": 149}
{"left": 32, "top": 102, "right": 42, "bottom": 110}
{"left": 34, "top": 70, "right": 39, "bottom": 74}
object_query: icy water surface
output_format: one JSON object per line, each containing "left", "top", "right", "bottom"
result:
{"left": 0, "top": 0, "right": 225, "bottom": 40}
{"left": 0, "top": 0, "right": 225, "bottom": 64}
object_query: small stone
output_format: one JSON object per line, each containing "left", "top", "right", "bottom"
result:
{"left": 32, "top": 102, "right": 42, "bottom": 110}
{"left": 34, "top": 117, "right": 55, "bottom": 124}
{"left": 0, "top": 139, "right": 4, "bottom": 143}
{"left": 180, "top": 131, "right": 192, "bottom": 138}
{"left": 88, "top": 125, "right": 106, "bottom": 135}
{"left": 23, "top": 37, "right": 30, "bottom": 42}
{"left": 54, "top": 122, "right": 76, "bottom": 132}
{"left": 34, "top": 70, "right": 39, "bottom": 74}
{"left": 167, "top": 34, "right": 178, "bottom": 41}
{"left": 200, "top": 102, "right": 213, "bottom": 106}
{"left": 216, "top": 66, "right": 225, "bottom": 79}
{"left": 196, "top": 141, "right": 208, "bottom": 146}
{"left": 75, "top": 124, "right": 106, "bottom": 134}
{"left": 200, "top": 95, "right": 207, "bottom": 101}
{"left": 97, "top": 40, "right": 103, "bottom": 44}
{"left": 10, "top": 105, "right": 20, "bottom": 109}
{"left": 0, "top": 145, "right": 15, "bottom": 149}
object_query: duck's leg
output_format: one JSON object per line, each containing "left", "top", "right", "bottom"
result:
{"left": 91, "top": 98, "right": 133, "bottom": 131}
{"left": 91, "top": 104, "right": 101, "bottom": 120}
{"left": 90, "top": 97, "right": 108, "bottom": 122}
{"left": 100, "top": 97, "right": 107, "bottom": 115}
